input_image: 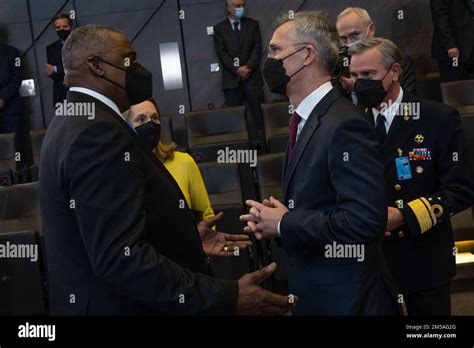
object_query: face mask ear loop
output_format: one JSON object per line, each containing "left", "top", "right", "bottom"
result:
{"left": 381, "top": 66, "right": 395, "bottom": 92}
{"left": 281, "top": 45, "right": 307, "bottom": 61}
{"left": 289, "top": 64, "right": 306, "bottom": 79}
{"left": 91, "top": 56, "right": 127, "bottom": 90}
{"left": 285, "top": 46, "right": 309, "bottom": 78}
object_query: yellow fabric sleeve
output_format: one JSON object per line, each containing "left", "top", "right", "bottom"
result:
{"left": 164, "top": 151, "right": 215, "bottom": 227}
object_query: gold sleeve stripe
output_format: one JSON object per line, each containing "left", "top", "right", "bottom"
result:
{"left": 407, "top": 198, "right": 437, "bottom": 234}
{"left": 420, "top": 197, "right": 437, "bottom": 226}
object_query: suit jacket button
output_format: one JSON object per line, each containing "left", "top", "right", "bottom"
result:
{"left": 397, "top": 230, "right": 405, "bottom": 238}
{"left": 395, "top": 184, "right": 402, "bottom": 191}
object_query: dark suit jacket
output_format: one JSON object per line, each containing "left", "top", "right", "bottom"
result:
{"left": 46, "top": 40, "right": 68, "bottom": 105}
{"left": 0, "top": 44, "right": 22, "bottom": 118}
{"left": 430, "top": 0, "right": 474, "bottom": 62}
{"left": 214, "top": 17, "right": 263, "bottom": 90}
{"left": 374, "top": 93, "right": 474, "bottom": 294}
{"left": 279, "top": 86, "right": 399, "bottom": 315}
{"left": 39, "top": 91, "right": 238, "bottom": 315}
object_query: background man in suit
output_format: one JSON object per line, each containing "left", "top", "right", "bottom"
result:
{"left": 39, "top": 24, "right": 295, "bottom": 315}
{"left": 430, "top": 0, "right": 474, "bottom": 81}
{"left": 335, "top": 7, "right": 417, "bottom": 98}
{"left": 0, "top": 42, "right": 22, "bottom": 152}
{"left": 46, "top": 13, "right": 72, "bottom": 106}
{"left": 240, "top": 12, "right": 399, "bottom": 315}
{"left": 214, "top": 0, "right": 265, "bottom": 144}
{"left": 350, "top": 37, "right": 474, "bottom": 315}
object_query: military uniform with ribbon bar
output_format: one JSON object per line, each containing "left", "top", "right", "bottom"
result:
{"left": 366, "top": 92, "right": 474, "bottom": 314}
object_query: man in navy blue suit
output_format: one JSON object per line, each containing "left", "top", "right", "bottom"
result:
{"left": 241, "top": 11, "right": 399, "bottom": 315}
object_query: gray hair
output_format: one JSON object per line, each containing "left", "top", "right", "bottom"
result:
{"left": 348, "top": 37, "right": 403, "bottom": 70}
{"left": 337, "top": 7, "right": 373, "bottom": 25}
{"left": 62, "top": 24, "right": 123, "bottom": 73}
{"left": 277, "top": 11, "right": 339, "bottom": 76}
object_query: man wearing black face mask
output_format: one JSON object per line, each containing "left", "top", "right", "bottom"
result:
{"left": 242, "top": 12, "right": 399, "bottom": 315}
{"left": 39, "top": 25, "right": 295, "bottom": 316}
{"left": 350, "top": 37, "right": 474, "bottom": 315}
{"left": 46, "top": 13, "right": 73, "bottom": 106}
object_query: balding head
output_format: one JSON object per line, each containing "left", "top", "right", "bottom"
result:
{"left": 336, "top": 7, "right": 375, "bottom": 46}
{"left": 62, "top": 25, "right": 136, "bottom": 112}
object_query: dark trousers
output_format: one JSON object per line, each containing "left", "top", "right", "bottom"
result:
{"left": 404, "top": 282, "right": 451, "bottom": 315}
{"left": 438, "top": 51, "right": 474, "bottom": 82}
{"left": 224, "top": 80, "right": 264, "bottom": 142}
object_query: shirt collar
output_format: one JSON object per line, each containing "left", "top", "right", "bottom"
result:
{"left": 295, "top": 81, "right": 333, "bottom": 121}
{"left": 372, "top": 87, "right": 404, "bottom": 127}
{"left": 69, "top": 87, "right": 126, "bottom": 122}
{"left": 229, "top": 17, "right": 240, "bottom": 26}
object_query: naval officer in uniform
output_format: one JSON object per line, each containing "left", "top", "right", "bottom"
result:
{"left": 349, "top": 37, "right": 474, "bottom": 315}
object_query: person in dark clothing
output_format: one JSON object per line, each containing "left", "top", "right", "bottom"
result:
{"left": 0, "top": 43, "right": 22, "bottom": 153}
{"left": 40, "top": 24, "right": 295, "bottom": 315}
{"left": 214, "top": 0, "right": 265, "bottom": 143}
{"left": 46, "top": 13, "right": 73, "bottom": 106}
{"left": 430, "top": 0, "right": 474, "bottom": 81}
{"left": 350, "top": 37, "right": 474, "bottom": 315}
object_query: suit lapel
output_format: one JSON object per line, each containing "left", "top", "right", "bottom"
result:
{"left": 283, "top": 88, "right": 341, "bottom": 198}
{"left": 238, "top": 18, "right": 248, "bottom": 49}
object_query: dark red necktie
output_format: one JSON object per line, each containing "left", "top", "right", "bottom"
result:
{"left": 288, "top": 112, "right": 301, "bottom": 158}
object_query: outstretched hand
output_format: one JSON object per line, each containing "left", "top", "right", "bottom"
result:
{"left": 197, "top": 212, "right": 252, "bottom": 258}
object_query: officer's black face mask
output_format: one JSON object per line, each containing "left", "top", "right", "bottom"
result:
{"left": 56, "top": 29, "right": 71, "bottom": 41}
{"left": 262, "top": 46, "right": 307, "bottom": 95}
{"left": 95, "top": 57, "right": 153, "bottom": 105}
{"left": 135, "top": 121, "right": 161, "bottom": 151}
{"left": 354, "top": 68, "right": 393, "bottom": 108}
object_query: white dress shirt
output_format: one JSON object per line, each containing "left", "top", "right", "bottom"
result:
{"left": 372, "top": 87, "right": 404, "bottom": 133}
{"left": 294, "top": 81, "right": 334, "bottom": 141}
{"left": 68, "top": 87, "right": 137, "bottom": 133}
{"left": 69, "top": 87, "right": 126, "bottom": 121}
{"left": 228, "top": 17, "right": 241, "bottom": 31}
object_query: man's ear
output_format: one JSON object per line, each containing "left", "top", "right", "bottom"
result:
{"left": 391, "top": 63, "right": 402, "bottom": 81}
{"left": 85, "top": 56, "right": 104, "bottom": 77}
{"left": 368, "top": 21, "right": 376, "bottom": 36}
{"left": 304, "top": 45, "right": 317, "bottom": 66}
